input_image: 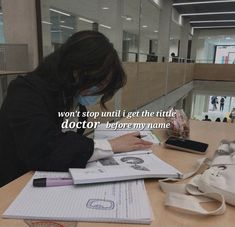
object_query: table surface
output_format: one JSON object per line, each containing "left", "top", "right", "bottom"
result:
{"left": 1, "top": 118, "right": 235, "bottom": 227}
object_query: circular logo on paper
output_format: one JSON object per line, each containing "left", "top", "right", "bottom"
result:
{"left": 86, "top": 199, "right": 115, "bottom": 210}
{"left": 218, "top": 165, "right": 227, "bottom": 170}
{"left": 120, "top": 157, "right": 144, "bottom": 164}
{"left": 131, "top": 165, "right": 150, "bottom": 171}
{"left": 24, "top": 220, "right": 77, "bottom": 227}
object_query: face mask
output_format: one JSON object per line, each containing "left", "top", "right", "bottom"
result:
{"left": 74, "top": 86, "right": 102, "bottom": 106}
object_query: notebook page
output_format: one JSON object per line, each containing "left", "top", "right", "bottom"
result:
{"left": 3, "top": 172, "right": 152, "bottom": 224}
{"left": 70, "top": 153, "right": 181, "bottom": 184}
{"left": 94, "top": 123, "right": 160, "bottom": 144}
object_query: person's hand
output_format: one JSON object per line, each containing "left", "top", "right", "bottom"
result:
{"left": 108, "top": 132, "right": 153, "bottom": 153}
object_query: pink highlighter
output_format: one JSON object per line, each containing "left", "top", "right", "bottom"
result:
{"left": 33, "top": 178, "right": 73, "bottom": 187}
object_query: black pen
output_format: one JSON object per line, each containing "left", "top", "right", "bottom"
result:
{"left": 136, "top": 135, "right": 147, "bottom": 139}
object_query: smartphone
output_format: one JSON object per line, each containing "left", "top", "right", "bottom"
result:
{"left": 164, "top": 136, "right": 208, "bottom": 154}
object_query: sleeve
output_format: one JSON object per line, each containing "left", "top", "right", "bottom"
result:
{"left": 88, "top": 139, "right": 113, "bottom": 162}
{"left": 4, "top": 79, "right": 94, "bottom": 171}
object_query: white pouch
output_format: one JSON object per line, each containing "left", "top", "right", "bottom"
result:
{"left": 159, "top": 140, "right": 235, "bottom": 215}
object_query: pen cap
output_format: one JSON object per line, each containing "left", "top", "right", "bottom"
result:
{"left": 33, "top": 178, "right": 47, "bottom": 187}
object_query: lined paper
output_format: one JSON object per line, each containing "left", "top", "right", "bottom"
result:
{"left": 3, "top": 172, "right": 152, "bottom": 224}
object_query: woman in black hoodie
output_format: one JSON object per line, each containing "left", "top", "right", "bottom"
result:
{"left": 0, "top": 31, "right": 152, "bottom": 187}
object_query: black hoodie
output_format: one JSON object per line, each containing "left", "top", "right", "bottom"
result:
{"left": 0, "top": 73, "right": 94, "bottom": 187}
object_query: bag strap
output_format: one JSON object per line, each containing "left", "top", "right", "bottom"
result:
{"left": 165, "top": 192, "right": 226, "bottom": 215}
{"left": 159, "top": 157, "right": 209, "bottom": 194}
{"left": 159, "top": 157, "right": 226, "bottom": 215}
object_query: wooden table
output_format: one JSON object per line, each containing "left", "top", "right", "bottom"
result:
{"left": 1, "top": 119, "right": 235, "bottom": 227}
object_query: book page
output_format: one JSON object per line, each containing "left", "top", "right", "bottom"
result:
{"left": 3, "top": 172, "right": 152, "bottom": 224}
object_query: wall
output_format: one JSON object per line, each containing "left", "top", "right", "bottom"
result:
{"left": 121, "top": 62, "right": 194, "bottom": 111}
{"left": 1, "top": 0, "right": 38, "bottom": 70}
{"left": 169, "top": 8, "right": 183, "bottom": 58}
{"left": 81, "top": 62, "right": 195, "bottom": 123}
{"left": 194, "top": 63, "right": 235, "bottom": 81}
{"left": 194, "top": 28, "right": 235, "bottom": 63}
{"left": 169, "top": 39, "right": 179, "bottom": 56}
{"left": 0, "top": 44, "right": 29, "bottom": 71}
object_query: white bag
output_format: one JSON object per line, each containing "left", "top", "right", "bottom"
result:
{"left": 159, "top": 140, "right": 235, "bottom": 215}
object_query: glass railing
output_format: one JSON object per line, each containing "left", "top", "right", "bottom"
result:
{"left": 122, "top": 51, "right": 195, "bottom": 63}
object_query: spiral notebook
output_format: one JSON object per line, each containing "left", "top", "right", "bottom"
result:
{"left": 69, "top": 125, "right": 181, "bottom": 184}
{"left": 70, "top": 152, "right": 181, "bottom": 184}
{"left": 3, "top": 171, "right": 153, "bottom": 224}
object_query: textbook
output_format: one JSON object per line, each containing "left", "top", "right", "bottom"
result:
{"left": 69, "top": 124, "right": 181, "bottom": 184}
{"left": 3, "top": 172, "right": 153, "bottom": 224}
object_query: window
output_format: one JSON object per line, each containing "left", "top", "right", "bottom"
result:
{"left": 40, "top": 0, "right": 160, "bottom": 62}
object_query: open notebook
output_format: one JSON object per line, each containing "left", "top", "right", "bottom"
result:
{"left": 94, "top": 123, "right": 160, "bottom": 144}
{"left": 69, "top": 124, "right": 181, "bottom": 184}
{"left": 3, "top": 172, "right": 153, "bottom": 224}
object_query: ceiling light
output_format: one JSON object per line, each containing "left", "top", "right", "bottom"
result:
{"left": 181, "top": 11, "right": 235, "bottom": 16}
{"left": 102, "top": 7, "right": 109, "bottom": 10}
{"left": 60, "top": 20, "right": 65, "bottom": 23}
{"left": 190, "top": 20, "right": 235, "bottom": 23}
{"left": 60, "top": 25, "right": 74, "bottom": 30}
{"left": 142, "top": 25, "right": 148, "bottom": 28}
{"left": 49, "top": 8, "right": 71, "bottom": 16}
{"left": 152, "top": 0, "right": 161, "bottom": 7}
{"left": 154, "top": 30, "right": 158, "bottom": 33}
{"left": 100, "top": 24, "right": 111, "bottom": 29}
{"left": 191, "top": 27, "right": 194, "bottom": 35}
{"left": 194, "top": 25, "right": 235, "bottom": 29}
{"left": 121, "top": 15, "right": 133, "bottom": 21}
{"left": 225, "top": 37, "right": 232, "bottom": 39}
{"left": 78, "top": 17, "right": 94, "bottom": 23}
{"left": 42, "top": 21, "right": 52, "bottom": 25}
{"left": 126, "top": 17, "right": 132, "bottom": 21}
{"left": 173, "top": 1, "right": 235, "bottom": 6}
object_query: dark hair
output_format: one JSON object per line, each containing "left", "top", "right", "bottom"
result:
{"left": 223, "top": 117, "right": 227, "bottom": 122}
{"left": 34, "top": 30, "right": 126, "bottom": 109}
{"left": 205, "top": 115, "right": 209, "bottom": 119}
{"left": 215, "top": 118, "right": 221, "bottom": 122}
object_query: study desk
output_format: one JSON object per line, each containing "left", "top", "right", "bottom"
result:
{"left": 1, "top": 119, "right": 235, "bottom": 227}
